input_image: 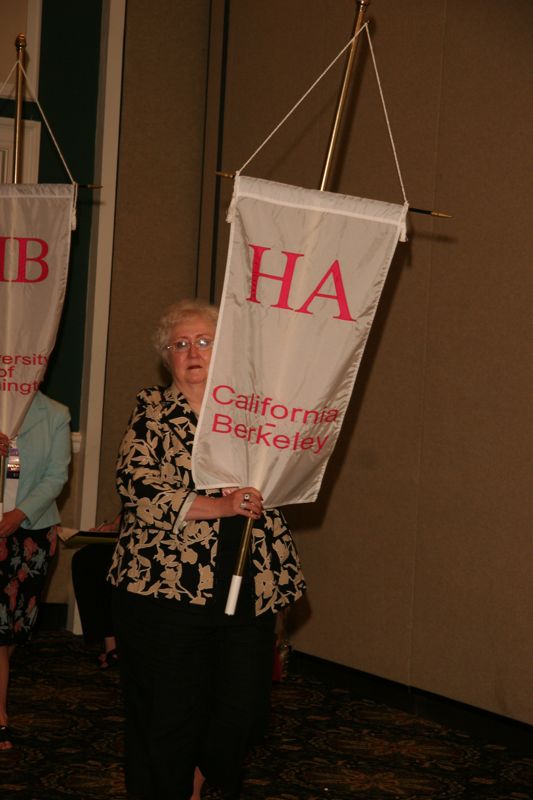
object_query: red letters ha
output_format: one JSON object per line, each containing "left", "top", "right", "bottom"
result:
{"left": 245, "top": 244, "right": 356, "bottom": 322}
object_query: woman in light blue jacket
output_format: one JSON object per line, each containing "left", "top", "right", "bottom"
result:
{"left": 0, "top": 391, "right": 71, "bottom": 751}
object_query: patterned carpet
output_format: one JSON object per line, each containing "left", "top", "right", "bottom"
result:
{"left": 1, "top": 629, "right": 532, "bottom": 799}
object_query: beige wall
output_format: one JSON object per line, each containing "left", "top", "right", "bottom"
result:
{"left": 85, "top": 0, "right": 532, "bottom": 724}
{"left": 194, "top": 0, "right": 533, "bottom": 724}
{"left": 96, "top": 0, "right": 212, "bottom": 518}
{"left": 0, "top": 1, "right": 28, "bottom": 78}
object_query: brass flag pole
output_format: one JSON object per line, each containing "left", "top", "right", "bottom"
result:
{"left": 320, "top": 0, "right": 370, "bottom": 191}
{"left": 317, "top": 2, "right": 451, "bottom": 217}
{"left": 1, "top": 33, "right": 26, "bottom": 519}
{"left": 216, "top": 4, "right": 452, "bottom": 216}
{"left": 12, "top": 33, "right": 26, "bottom": 184}
{"left": 224, "top": 515, "right": 254, "bottom": 615}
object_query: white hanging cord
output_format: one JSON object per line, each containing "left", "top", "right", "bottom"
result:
{"left": 18, "top": 62, "right": 77, "bottom": 186}
{"left": 238, "top": 23, "right": 370, "bottom": 175}
{"left": 1, "top": 62, "right": 78, "bottom": 228}
{"left": 238, "top": 23, "right": 408, "bottom": 207}
{"left": 363, "top": 25, "right": 407, "bottom": 205}
{"left": 0, "top": 63, "right": 17, "bottom": 98}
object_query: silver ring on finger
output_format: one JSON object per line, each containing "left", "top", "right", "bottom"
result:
{"left": 243, "top": 492, "right": 251, "bottom": 501}
{"left": 240, "top": 501, "right": 247, "bottom": 509}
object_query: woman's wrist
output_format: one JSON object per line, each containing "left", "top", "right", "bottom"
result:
{"left": 184, "top": 493, "right": 226, "bottom": 522}
{"left": 184, "top": 488, "right": 263, "bottom": 522}
{"left": 12, "top": 507, "right": 28, "bottom": 525}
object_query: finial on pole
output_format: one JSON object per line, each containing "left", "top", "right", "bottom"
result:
{"left": 13, "top": 33, "right": 27, "bottom": 184}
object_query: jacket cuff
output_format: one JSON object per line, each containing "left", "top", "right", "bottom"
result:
{"left": 173, "top": 492, "right": 198, "bottom": 532}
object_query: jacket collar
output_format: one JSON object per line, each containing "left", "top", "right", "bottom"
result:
{"left": 18, "top": 391, "right": 47, "bottom": 437}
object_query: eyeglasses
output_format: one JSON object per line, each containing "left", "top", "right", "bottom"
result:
{"left": 165, "top": 336, "right": 214, "bottom": 353}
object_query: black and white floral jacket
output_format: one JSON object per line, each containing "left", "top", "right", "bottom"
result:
{"left": 108, "top": 385, "right": 306, "bottom": 615}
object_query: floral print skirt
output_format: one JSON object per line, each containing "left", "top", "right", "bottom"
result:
{"left": 0, "top": 526, "right": 57, "bottom": 645}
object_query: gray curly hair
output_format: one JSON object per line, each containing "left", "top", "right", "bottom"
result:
{"left": 153, "top": 299, "right": 219, "bottom": 367}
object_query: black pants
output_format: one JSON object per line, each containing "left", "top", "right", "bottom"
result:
{"left": 71, "top": 543, "right": 115, "bottom": 643}
{"left": 112, "top": 588, "right": 276, "bottom": 800}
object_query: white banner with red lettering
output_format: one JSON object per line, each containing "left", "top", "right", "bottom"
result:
{"left": 0, "top": 184, "right": 75, "bottom": 438}
{"left": 192, "top": 175, "right": 407, "bottom": 508}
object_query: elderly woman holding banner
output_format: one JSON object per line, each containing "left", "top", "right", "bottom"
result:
{"left": 108, "top": 298, "right": 305, "bottom": 800}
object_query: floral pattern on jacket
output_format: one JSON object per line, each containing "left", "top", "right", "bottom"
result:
{"left": 108, "top": 386, "right": 306, "bottom": 615}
